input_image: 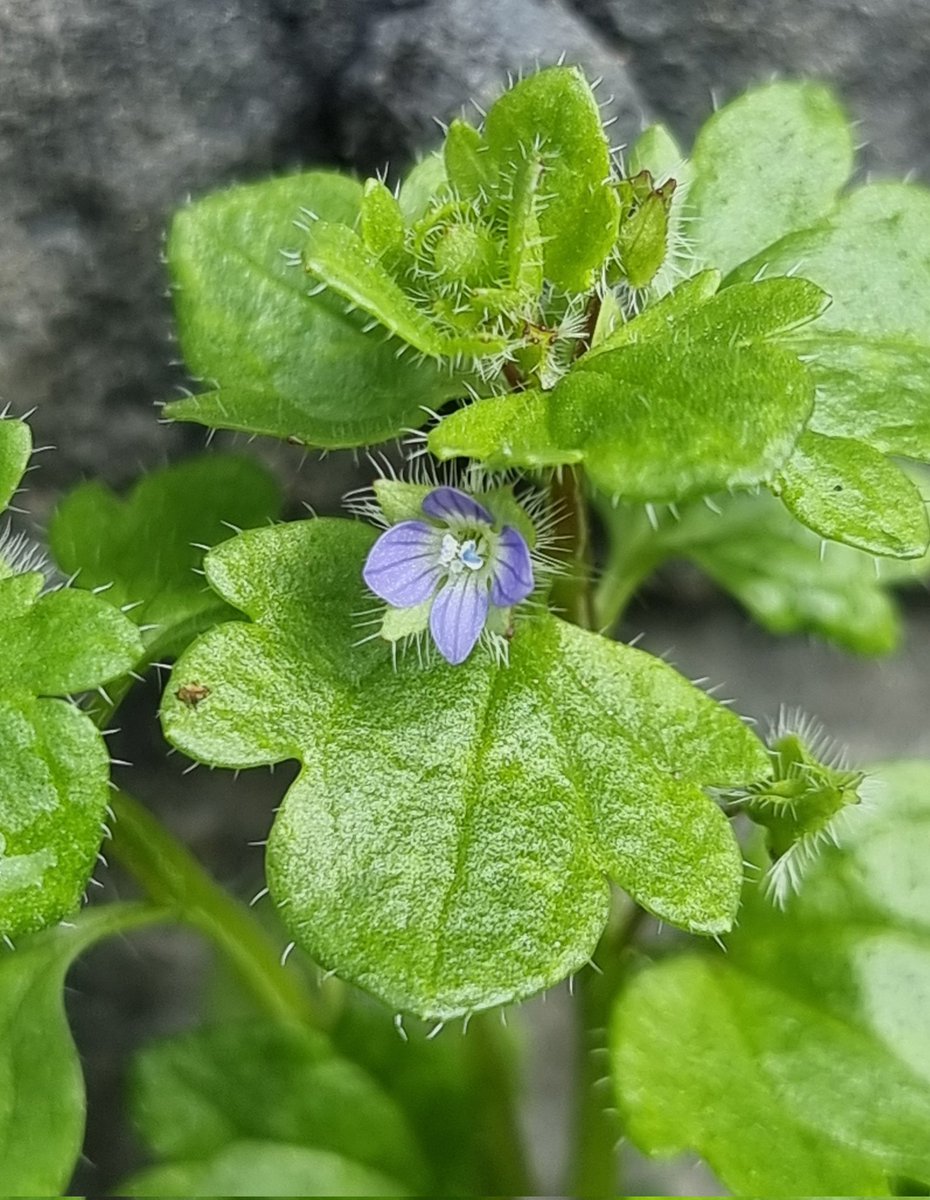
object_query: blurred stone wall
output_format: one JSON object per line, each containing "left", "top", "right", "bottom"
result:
{"left": 3, "top": 2, "right": 930, "bottom": 1194}
{"left": 3, "top": 0, "right": 929, "bottom": 505}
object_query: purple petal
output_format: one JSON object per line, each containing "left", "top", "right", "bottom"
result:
{"left": 363, "top": 520, "right": 442, "bottom": 606}
{"left": 422, "top": 486, "right": 493, "bottom": 526}
{"left": 490, "top": 525, "right": 534, "bottom": 607}
{"left": 429, "top": 574, "right": 489, "bottom": 665}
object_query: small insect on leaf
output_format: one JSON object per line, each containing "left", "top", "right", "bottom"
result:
{"left": 176, "top": 682, "right": 211, "bottom": 708}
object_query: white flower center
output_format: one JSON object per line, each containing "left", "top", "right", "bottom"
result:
{"left": 439, "top": 532, "right": 485, "bottom": 575}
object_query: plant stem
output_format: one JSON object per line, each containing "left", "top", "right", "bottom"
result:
{"left": 468, "top": 1012, "right": 536, "bottom": 1195}
{"left": 570, "top": 900, "right": 646, "bottom": 1197}
{"left": 593, "top": 503, "right": 665, "bottom": 633}
{"left": 549, "top": 467, "right": 596, "bottom": 630}
{"left": 108, "top": 788, "right": 323, "bottom": 1027}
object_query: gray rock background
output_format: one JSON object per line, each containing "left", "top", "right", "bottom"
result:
{"left": 2, "top": 0, "right": 929, "bottom": 1194}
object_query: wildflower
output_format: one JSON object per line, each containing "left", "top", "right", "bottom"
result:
{"left": 362, "top": 486, "right": 534, "bottom": 664}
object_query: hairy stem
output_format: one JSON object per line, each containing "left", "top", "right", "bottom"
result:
{"left": 549, "top": 467, "right": 596, "bottom": 631}
{"left": 108, "top": 789, "right": 323, "bottom": 1027}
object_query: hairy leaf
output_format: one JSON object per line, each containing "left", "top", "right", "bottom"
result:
{"left": 428, "top": 390, "right": 581, "bottom": 469}
{"left": 0, "top": 906, "right": 159, "bottom": 1195}
{"left": 165, "top": 172, "right": 458, "bottom": 447}
{"left": 484, "top": 65, "right": 620, "bottom": 291}
{"left": 131, "top": 1021, "right": 424, "bottom": 1188}
{"left": 161, "top": 519, "right": 765, "bottom": 1019}
{"left": 50, "top": 455, "right": 282, "bottom": 661}
{"left": 776, "top": 431, "right": 929, "bottom": 558}
{"left": 689, "top": 81, "right": 853, "bottom": 274}
{"left": 612, "top": 760, "right": 930, "bottom": 1194}
{"left": 549, "top": 279, "right": 824, "bottom": 501}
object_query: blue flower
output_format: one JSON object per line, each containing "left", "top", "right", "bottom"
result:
{"left": 362, "top": 486, "right": 534, "bottom": 664}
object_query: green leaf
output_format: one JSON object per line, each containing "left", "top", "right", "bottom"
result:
{"left": 0, "top": 416, "right": 31, "bottom": 514}
{"left": 688, "top": 81, "right": 853, "bottom": 274}
{"left": 776, "top": 430, "right": 929, "bottom": 558}
{"left": 672, "top": 491, "right": 902, "bottom": 655}
{"left": 161, "top": 519, "right": 766, "bottom": 1019}
{"left": 549, "top": 279, "right": 823, "bottom": 502}
{"left": 332, "top": 998, "right": 486, "bottom": 1196}
{"left": 484, "top": 66, "right": 620, "bottom": 291}
{"left": 165, "top": 172, "right": 458, "bottom": 447}
{"left": 733, "top": 183, "right": 930, "bottom": 341}
{"left": 429, "top": 389, "right": 581, "bottom": 470}
{"left": 732, "top": 184, "right": 930, "bottom": 466}
{"left": 612, "top": 759, "right": 930, "bottom": 1194}
{"left": 123, "top": 1141, "right": 407, "bottom": 1198}
{"left": 0, "top": 905, "right": 159, "bottom": 1195}
{"left": 50, "top": 454, "right": 282, "bottom": 661}
{"left": 0, "top": 581, "right": 142, "bottom": 938}
{"left": 130, "top": 1021, "right": 424, "bottom": 1188}
{"left": 803, "top": 334, "right": 930, "bottom": 461}
{"left": 586, "top": 270, "right": 721, "bottom": 357}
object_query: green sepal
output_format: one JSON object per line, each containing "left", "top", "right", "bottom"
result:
{"left": 303, "top": 219, "right": 507, "bottom": 360}
{"left": 775, "top": 430, "right": 930, "bottom": 558}
{"left": 739, "top": 725, "right": 865, "bottom": 866}
{"left": 688, "top": 80, "right": 854, "bottom": 274}
{"left": 0, "top": 416, "right": 31, "bottom": 515}
{"left": 507, "top": 154, "right": 545, "bottom": 299}
{"left": 398, "top": 152, "right": 448, "bottom": 222}
{"left": 165, "top": 171, "right": 458, "bottom": 447}
{"left": 484, "top": 65, "right": 620, "bottom": 291}
{"left": 612, "top": 760, "right": 930, "bottom": 1194}
{"left": 443, "top": 119, "right": 492, "bottom": 201}
{"left": 161, "top": 519, "right": 767, "bottom": 1019}
{"left": 0, "top": 905, "right": 161, "bottom": 1195}
{"left": 615, "top": 172, "right": 675, "bottom": 289}
{"left": 360, "top": 178, "right": 406, "bottom": 260}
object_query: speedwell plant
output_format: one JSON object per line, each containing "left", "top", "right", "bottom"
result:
{"left": 2, "top": 66, "right": 930, "bottom": 1196}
